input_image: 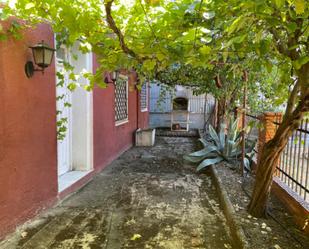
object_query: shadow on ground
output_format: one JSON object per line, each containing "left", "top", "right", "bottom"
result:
{"left": 1, "top": 137, "right": 234, "bottom": 249}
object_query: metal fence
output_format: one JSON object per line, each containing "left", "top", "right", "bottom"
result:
{"left": 275, "top": 118, "right": 309, "bottom": 202}
{"left": 245, "top": 112, "right": 309, "bottom": 203}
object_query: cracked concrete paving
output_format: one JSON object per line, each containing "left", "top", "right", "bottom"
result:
{"left": 0, "top": 137, "right": 234, "bottom": 249}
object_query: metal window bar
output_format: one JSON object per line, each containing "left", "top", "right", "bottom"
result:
{"left": 140, "top": 83, "right": 148, "bottom": 110}
{"left": 115, "top": 78, "right": 128, "bottom": 122}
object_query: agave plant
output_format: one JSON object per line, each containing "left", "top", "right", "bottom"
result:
{"left": 184, "top": 118, "right": 256, "bottom": 171}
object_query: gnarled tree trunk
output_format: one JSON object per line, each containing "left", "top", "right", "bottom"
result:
{"left": 216, "top": 97, "right": 226, "bottom": 131}
{"left": 248, "top": 63, "right": 309, "bottom": 217}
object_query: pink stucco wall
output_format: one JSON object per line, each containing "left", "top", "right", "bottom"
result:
{"left": 93, "top": 64, "right": 149, "bottom": 170}
{"left": 0, "top": 23, "right": 149, "bottom": 239}
{"left": 0, "top": 22, "right": 58, "bottom": 238}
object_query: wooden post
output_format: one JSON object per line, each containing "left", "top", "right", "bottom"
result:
{"left": 213, "top": 99, "right": 218, "bottom": 128}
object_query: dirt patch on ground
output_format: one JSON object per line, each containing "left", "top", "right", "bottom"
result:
{"left": 0, "top": 137, "right": 234, "bottom": 249}
{"left": 215, "top": 164, "right": 309, "bottom": 249}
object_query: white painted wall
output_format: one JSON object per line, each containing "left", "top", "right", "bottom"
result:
{"left": 149, "top": 83, "right": 215, "bottom": 129}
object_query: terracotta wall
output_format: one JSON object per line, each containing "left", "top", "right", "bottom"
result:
{"left": 257, "top": 112, "right": 282, "bottom": 167}
{"left": 138, "top": 86, "right": 150, "bottom": 129}
{"left": 93, "top": 63, "right": 149, "bottom": 170}
{"left": 0, "top": 23, "right": 58, "bottom": 238}
{"left": 0, "top": 24, "right": 149, "bottom": 239}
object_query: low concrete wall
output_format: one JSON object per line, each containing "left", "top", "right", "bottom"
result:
{"left": 135, "top": 128, "right": 156, "bottom": 146}
{"left": 272, "top": 178, "right": 309, "bottom": 233}
{"left": 210, "top": 166, "right": 249, "bottom": 249}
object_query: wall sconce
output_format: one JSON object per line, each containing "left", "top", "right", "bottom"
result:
{"left": 110, "top": 70, "right": 119, "bottom": 82}
{"left": 104, "top": 70, "right": 119, "bottom": 84}
{"left": 25, "top": 40, "right": 56, "bottom": 78}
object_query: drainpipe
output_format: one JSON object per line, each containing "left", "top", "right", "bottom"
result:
{"left": 136, "top": 73, "right": 140, "bottom": 130}
{"left": 137, "top": 86, "right": 140, "bottom": 129}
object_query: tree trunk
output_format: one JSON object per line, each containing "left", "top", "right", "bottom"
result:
{"left": 248, "top": 89, "right": 309, "bottom": 217}
{"left": 216, "top": 97, "right": 226, "bottom": 131}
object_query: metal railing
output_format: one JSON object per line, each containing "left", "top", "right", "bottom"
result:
{"left": 244, "top": 113, "right": 309, "bottom": 202}
{"left": 275, "top": 118, "right": 309, "bottom": 202}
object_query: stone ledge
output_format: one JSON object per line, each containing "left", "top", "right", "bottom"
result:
{"left": 198, "top": 129, "right": 248, "bottom": 248}
{"left": 210, "top": 166, "right": 249, "bottom": 249}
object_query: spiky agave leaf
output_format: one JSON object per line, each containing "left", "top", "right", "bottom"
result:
{"left": 184, "top": 151, "right": 218, "bottom": 163}
{"left": 183, "top": 155, "right": 206, "bottom": 163}
{"left": 219, "top": 123, "right": 226, "bottom": 148}
{"left": 228, "top": 117, "right": 240, "bottom": 142}
{"left": 187, "top": 145, "right": 218, "bottom": 157}
{"left": 196, "top": 157, "right": 224, "bottom": 171}
{"left": 225, "top": 139, "right": 235, "bottom": 157}
{"left": 243, "top": 157, "right": 251, "bottom": 171}
{"left": 184, "top": 145, "right": 218, "bottom": 163}
{"left": 209, "top": 124, "right": 222, "bottom": 149}
{"left": 198, "top": 138, "right": 209, "bottom": 147}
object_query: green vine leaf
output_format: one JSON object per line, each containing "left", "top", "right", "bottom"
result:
{"left": 294, "top": 0, "right": 305, "bottom": 15}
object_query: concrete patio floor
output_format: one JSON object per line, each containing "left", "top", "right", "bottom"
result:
{"left": 1, "top": 137, "right": 234, "bottom": 249}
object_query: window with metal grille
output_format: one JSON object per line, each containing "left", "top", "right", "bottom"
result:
{"left": 140, "top": 82, "right": 148, "bottom": 111}
{"left": 115, "top": 75, "right": 128, "bottom": 124}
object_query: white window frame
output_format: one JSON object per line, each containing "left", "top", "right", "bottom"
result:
{"left": 115, "top": 74, "right": 129, "bottom": 126}
{"left": 140, "top": 82, "right": 148, "bottom": 112}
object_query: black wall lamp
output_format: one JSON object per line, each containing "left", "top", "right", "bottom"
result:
{"left": 111, "top": 70, "right": 119, "bottom": 82}
{"left": 104, "top": 70, "right": 119, "bottom": 84}
{"left": 25, "top": 40, "right": 56, "bottom": 78}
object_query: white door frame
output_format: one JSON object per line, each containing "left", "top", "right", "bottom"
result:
{"left": 71, "top": 50, "right": 93, "bottom": 172}
{"left": 85, "top": 54, "right": 93, "bottom": 171}
{"left": 56, "top": 45, "right": 73, "bottom": 176}
{"left": 55, "top": 39, "right": 93, "bottom": 183}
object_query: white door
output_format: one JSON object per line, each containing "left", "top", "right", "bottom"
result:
{"left": 56, "top": 46, "right": 72, "bottom": 176}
